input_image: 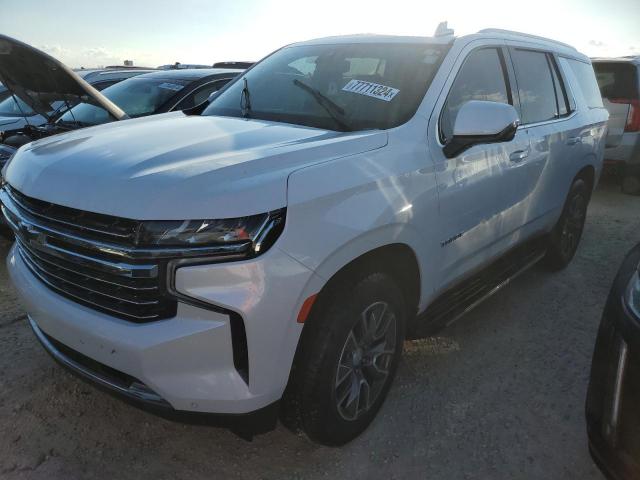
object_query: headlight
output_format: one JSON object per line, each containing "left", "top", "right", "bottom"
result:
{"left": 625, "top": 267, "right": 640, "bottom": 319}
{"left": 136, "top": 209, "right": 286, "bottom": 256}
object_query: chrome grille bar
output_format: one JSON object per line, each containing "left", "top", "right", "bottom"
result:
{"left": 1, "top": 184, "right": 252, "bottom": 322}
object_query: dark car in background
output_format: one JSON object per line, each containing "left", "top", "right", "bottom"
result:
{"left": 587, "top": 243, "right": 640, "bottom": 480}
{"left": 0, "top": 68, "right": 154, "bottom": 137}
{"left": 0, "top": 34, "right": 242, "bottom": 148}
{"left": 54, "top": 68, "right": 242, "bottom": 135}
{"left": 592, "top": 57, "right": 640, "bottom": 194}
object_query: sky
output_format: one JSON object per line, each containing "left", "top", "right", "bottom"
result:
{"left": 1, "top": 0, "right": 639, "bottom": 68}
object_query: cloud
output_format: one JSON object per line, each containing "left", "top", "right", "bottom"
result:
{"left": 39, "top": 44, "right": 71, "bottom": 56}
{"left": 34, "top": 44, "right": 156, "bottom": 68}
{"left": 588, "top": 40, "right": 606, "bottom": 47}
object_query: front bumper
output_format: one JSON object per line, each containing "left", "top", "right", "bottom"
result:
{"left": 8, "top": 242, "right": 323, "bottom": 416}
{"left": 586, "top": 245, "right": 640, "bottom": 480}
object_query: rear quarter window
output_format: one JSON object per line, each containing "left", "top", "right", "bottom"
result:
{"left": 567, "top": 59, "right": 604, "bottom": 109}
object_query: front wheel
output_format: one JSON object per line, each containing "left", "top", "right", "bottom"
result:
{"left": 282, "top": 272, "right": 406, "bottom": 446}
{"left": 544, "top": 178, "right": 589, "bottom": 270}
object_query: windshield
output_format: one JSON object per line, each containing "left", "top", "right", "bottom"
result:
{"left": 203, "top": 42, "right": 448, "bottom": 131}
{"left": 0, "top": 96, "right": 38, "bottom": 117}
{"left": 58, "top": 77, "right": 188, "bottom": 126}
{"left": 0, "top": 95, "right": 68, "bottom": 118}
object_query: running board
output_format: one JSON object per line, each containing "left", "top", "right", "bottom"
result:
{"left": 409, "top": 236, "right": 548, "bottom": 339}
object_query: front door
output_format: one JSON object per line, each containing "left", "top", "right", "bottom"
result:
{"left": 430, "top": 44, "right": 530, "bottom": 289}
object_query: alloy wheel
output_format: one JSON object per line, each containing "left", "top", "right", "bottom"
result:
{"left": 335, "top": 301, "right": 398, "bottom": 421}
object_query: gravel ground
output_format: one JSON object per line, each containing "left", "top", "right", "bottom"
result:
{"left": 1, "top": 178, "right": 638, "bottom": 480}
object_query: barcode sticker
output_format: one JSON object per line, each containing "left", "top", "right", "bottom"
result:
{"left": 342, "top": 79, "right": 400, "bottom": 102}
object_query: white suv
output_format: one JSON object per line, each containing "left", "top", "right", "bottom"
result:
{"left": 2, "top": 28, "right": 607, "bottom": 445}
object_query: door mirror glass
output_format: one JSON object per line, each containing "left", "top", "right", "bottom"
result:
{"left": 443, "top": 100, "right": 520, "bottom": 158}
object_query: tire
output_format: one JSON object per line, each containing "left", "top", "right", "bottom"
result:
{"left": 281, "top": 271, "right": 406, "bottom": 446}
{"left": 621, "top": 174, "right": 640, "bottom": 195}
{"left": 544, "top": 178, "right": 589, "bottom": 271}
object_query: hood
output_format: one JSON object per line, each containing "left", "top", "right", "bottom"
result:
{"left": 0, "top": 35, "right": 126, "bottom": 123}
{"left": 5, "top": 113, "right": 388, "bottom": 219}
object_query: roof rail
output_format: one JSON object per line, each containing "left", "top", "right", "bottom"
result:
{"left": 478, "top": 28, "right": 576, "bottom": 51}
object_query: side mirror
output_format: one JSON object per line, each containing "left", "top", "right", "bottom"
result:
{"left": 443, "top": 101, "right": 520, "bottom": 158}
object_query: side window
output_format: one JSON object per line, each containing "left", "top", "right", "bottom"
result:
{"left": 440, "top": 48, "right": 511, "bottom": 142}
{"left": 174, "top": 79, "right": 230, "bottom": 110}
{"left": 511, "top": 49, "right": 558, "bottom": 124}
{"left": 91, "top": 80, "right": 118, "bottom": 91}
{"left": 568, "top": 59, "right": 605, "bottom": 109}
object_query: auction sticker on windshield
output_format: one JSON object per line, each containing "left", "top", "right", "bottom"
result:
{"left": 342, "top": 79, "right": 400, "bottom": 102}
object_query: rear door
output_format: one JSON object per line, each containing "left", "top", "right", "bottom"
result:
{"left": 502, "top": 47, "right": 579, "bottom": 232}
{"left": 593, "top": 62, "right": 639, "bottom": 147}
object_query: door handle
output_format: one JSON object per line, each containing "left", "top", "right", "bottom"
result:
{"left": 567, "top": 136, "right": 582, "bottom": 145}
{"left": 509, "top": 150, "right": 529, "bottom": 162}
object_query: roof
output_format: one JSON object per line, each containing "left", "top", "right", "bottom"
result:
{"left": 293, "top": 29, "right": 587, "bottom": 61}
{"left": 293, "top": 34, "right": 454, "bottom": 47}
{"left": 132, "top": 68, "right": 243, "bottom": 81}
{"left": 83, "top": 69, "right": 156, "bottom": 79}
{"left": 592, "top": 56, "right": 640, "bottom": 66}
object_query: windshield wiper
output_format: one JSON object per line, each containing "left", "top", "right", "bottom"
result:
{"left": 293, "top": 79, "right": 353, "bottom": 132}
{"left": 240, "top": 77, "right": 251, "bottom": 118}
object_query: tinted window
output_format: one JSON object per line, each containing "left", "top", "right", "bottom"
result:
{"left": 568, "top": 60, "right": 604, "bottom": 109}
{"left": 91, "top": 80, "right": 119, "bottom": 91}
{"left": 593, "top": 62, "right": 639, "bottom": 100}
{"left": 440, "top": 48, "right": 510, "bottom": 142}
{"left": 512, "top": 49, "right": 558, "bottom": 124}
{"left": 205, "top": 43, "right": 448, "bottom": 131}
{"left": 175, "top": 79, "right": 230, "bottom": 110}
{"left": 58, "top": 77, "right": 188, "bottom": 127}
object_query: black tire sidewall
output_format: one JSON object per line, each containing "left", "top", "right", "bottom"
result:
{"left": 300, "top": 272, "right": 406, "bottom": 446}
{"left": 547, "top": 178, "right": 588, "bottom": 269}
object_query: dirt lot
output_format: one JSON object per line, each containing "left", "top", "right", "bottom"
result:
{"left": 0, "top": 178, "right": 638, "bottom": 480}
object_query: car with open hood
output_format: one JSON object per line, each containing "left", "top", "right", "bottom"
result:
{"left": 0, "top": 36, "right": 241, "bottom": 148}
{"left": 2, "top": 28, "right": 607, "bottom": 445}
{"left": 0, "top": 68, "right": 154, "bottom": 144}
{"left": 0, "top": 36, "right": 147, "bottom": 141}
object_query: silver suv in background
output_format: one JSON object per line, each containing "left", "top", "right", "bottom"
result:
{"left": 592, "top": 57, "right": 640, "bottom": 194}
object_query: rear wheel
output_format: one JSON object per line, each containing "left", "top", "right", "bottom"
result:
{"left": 544, "top": 178, "right": 589, "bottom": 270}
{"left": 282, "top": 272, "right": 406, "bottom": 446}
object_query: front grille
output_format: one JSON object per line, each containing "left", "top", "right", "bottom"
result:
{"left": 0, "top": 185, "right": 176, "bottom": 322}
